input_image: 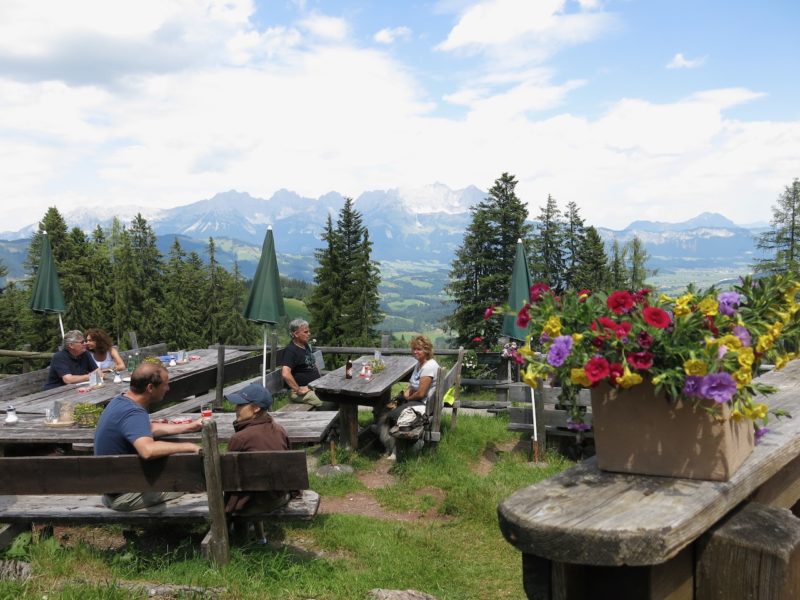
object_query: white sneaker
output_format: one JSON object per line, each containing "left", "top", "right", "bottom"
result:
{"left": 386, "top": 452, "right": 397, "bottom": 461}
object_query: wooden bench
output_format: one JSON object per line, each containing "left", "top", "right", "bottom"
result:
{"left": 498, "top": 361, "right": 800, "bottom": 599}
{"left": 0, "top": 419, "right": 319, "bottom": 565}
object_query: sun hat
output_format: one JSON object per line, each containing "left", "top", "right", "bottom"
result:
{"left": 226, "top": 383, "right": 273, "bottom": 410}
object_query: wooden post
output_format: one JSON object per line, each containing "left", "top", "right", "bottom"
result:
{"left": 214, "top": 345, "right": 225, "bottom": 407}
{"left": 200, "top": 419, "right": 230, "bottom": 566}
{"left": 128, "top": 331, "right": 139, "bottom": 351}
{"left": 21, "top": 344, "right": 31, "bottom": 373}
{"left": 697, "top": 502, "right": 800, "bottom": 599}
{"left": 270, "top": 331, "right": 278, "bottom": 372}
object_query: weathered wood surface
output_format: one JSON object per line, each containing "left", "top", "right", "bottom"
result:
{"left": 696, "top": 503, "right": 800, "bottom": 599}
{"left": 0, "top": 490, "right": 320, "bottom": 524}
{"left": 0, "top": 410, "right": 338, "bottom": 447}
{"left": 498, "top": 361, "right": 800, "bottom": 567}
{"left": 4, "top": 347, "right": 249, "bottom": 415}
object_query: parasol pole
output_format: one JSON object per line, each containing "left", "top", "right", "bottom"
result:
{"left": 57, "top": 314, "right": 65, "bottom": 340}
{"left": 262, "top": 324, "right": 268, "bottom": 388}
{"left": 531, "top": 384, "right": 540, "bottom": 463}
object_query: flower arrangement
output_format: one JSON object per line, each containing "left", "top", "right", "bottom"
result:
{"left": 491, "top": 274, "right": 800, "bottom": 434}
{"left": 368, "top": 357, "right": 386, "bottom": 373}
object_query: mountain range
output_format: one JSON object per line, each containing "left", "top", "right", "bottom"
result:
{"left": 0, "top": 185, "right": 769, "bottom": 285}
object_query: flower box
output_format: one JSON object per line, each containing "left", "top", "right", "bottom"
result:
{"left": 591, "top": 379, "right": 754, "bottom": 481}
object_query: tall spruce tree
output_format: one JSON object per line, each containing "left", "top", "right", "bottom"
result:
{"left": 530, "top": 194, "right": 566, "bottom": 291}
{"left": 572, "top": 226, "right": 610, "bottom": 291}
{"left": 445, "top": 172, "right": 531, "bottom": 347}
{"left": 755, "top": 178, "right": 800, "bottom": 275}
{"left": 562, "top": 201, "right": 586, "bottom": 290}
{"left": 627, "top": 236, "right": 654, "bottom": 289}
{"left": 608, "top": 240, "right": 628, "bottom": 289}
{"left": 309, "top": 200, "right": 383, "bottom": 346}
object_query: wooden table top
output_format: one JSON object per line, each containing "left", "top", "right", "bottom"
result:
{"left": 309, "top": 355, "right": 417, "bottom": 399}
{"left": 0, "top": 410, "right": 338, "bottom": 446}
{"left": 497, "top": 360, "right": 800, "bottom": 567}
{"left": 5, "top": 348, "right": 249, "bottom": 416}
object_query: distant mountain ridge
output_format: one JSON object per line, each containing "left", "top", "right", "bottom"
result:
{"left": 0, "top": 187, "right": 768, "bottom": 283}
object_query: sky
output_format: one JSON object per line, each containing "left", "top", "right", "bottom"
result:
{"left": 1, "top": 0, "right": 798, "bottom": 233}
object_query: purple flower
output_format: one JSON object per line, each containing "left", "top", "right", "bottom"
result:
{"left": 547, "top": 335, "right": 573, "bottom": 367}
{"left": 717, "top": 291, "right": 743, "bottom": 316}
{"left": 732, "top": 325, "right": 751, "bottom": 347}
{"left": 683, "top": 376, "right": 704, "bottom": 398}
{"left": 754, "top": 427, "right": 770, "bottom": 444}
{"left": 566, "top": 418, "right": 591, "bottom": 431}
{"left": 698, "top": 372, "right": 737, "bottom": 404}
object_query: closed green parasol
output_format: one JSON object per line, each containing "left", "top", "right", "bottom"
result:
{"left": 243, "top": 226, "right": 286, "bottom": 385}
{"left": 501, "top": 238, "right": 532, "bottom": 341}
{"left": 29, "top": 231, "right": 66, "bottom": 339}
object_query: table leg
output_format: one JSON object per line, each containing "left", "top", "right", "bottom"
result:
{"left": 338, "top": 403, "right": 359, "bottom": 449}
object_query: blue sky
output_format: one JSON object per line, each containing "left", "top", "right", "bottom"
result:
{"left": 0, "top": 0, "right": 798, "bottom": 232}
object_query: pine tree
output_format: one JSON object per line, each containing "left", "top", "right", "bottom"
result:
{"left": 627, "top": 236, "right": 655, "bottom": 289}
{"left": 308, "top": 215, "right": 343, "bottom": 346}
{"left": 530, "top": 194, "right": 566, "bottom": 291}
{"left": 562, "top": 201, "right": 586, "bottom": 290}
{"left": 445, "top": 172, "right": 531, "bottom": 347}
{"left": 608, "top": 240, "right": 628, "bottom": 289}
{"left": 572, "top": 226, "right": 609, "bottom": 291}
{"left": 755, "top": 178, "right": 800, "bottom": 275}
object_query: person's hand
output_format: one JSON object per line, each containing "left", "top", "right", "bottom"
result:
{"left": 187, "top": 419, "right": 204, "bottom": 432}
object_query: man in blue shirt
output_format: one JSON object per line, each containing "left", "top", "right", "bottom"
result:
{"left": 94, "top": 362, "right": 202, "bottom": 511}
{"left": 43, "top": 330, "right": 99, "bottom": 390}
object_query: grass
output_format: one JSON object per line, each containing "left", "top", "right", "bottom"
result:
{"left": 0, "top": 411, "right": 572, "bottom": 599}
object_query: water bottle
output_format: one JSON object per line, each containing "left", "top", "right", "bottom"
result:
{"left": 5, "top": 405, "right": 18, "bottom": 426}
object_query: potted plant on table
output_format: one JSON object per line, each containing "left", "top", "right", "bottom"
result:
{"left": 489, "top": 274, "right": 800, "bottom": 481}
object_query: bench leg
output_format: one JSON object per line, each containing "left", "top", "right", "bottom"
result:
{"left": 697, "top": 502, "right": 800, "bottom": 599}
{"left": 0, "top": 523, "right": 30, "bottom": 551}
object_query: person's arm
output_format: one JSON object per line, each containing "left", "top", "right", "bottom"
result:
{"left": 150, "top": 419, "right": 203, "bottom": 438}
{"left": 404, "top": 375, "right": 433, "bottom": 402}
{"left": 132, "top": 436, "right": 201, "bottom": 460}
{"left": 109, "top": 347, "right": 126, "bottom": 372}
{"left": 282, "top": 365, "right": 311, "bottom": 396}
{"left": 62, "top": 371, "right": 93, "bottom": 385}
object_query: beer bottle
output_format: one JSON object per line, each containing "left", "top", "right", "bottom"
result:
{"left": 345, "top": 356, "right": 353, "bottom": 379}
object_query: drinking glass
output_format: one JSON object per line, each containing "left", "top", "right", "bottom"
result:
{"left": 201, "top": 403, "right": 213, "bottom": 418}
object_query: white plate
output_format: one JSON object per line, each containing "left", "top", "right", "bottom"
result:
{"left": 122, "top": 377, "right": 131, "bottom": 383}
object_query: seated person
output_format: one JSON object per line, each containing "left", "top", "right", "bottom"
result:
{"left": 281, "top": 318, "right": 323, "bottom": 408}
{"left": 85, "top": 327, "right": 126, "bottom": 372}
{"left": 379, "top": 335, "right": 439, "bottom": 460}
{"left": 43, "top": 329, "right": 101, "bottom": 390}
{"left": 224, "top": 383, "right": 291, "bottom": 516}
{"left": 94, "top": 362, "right": 202, "bottom": 511}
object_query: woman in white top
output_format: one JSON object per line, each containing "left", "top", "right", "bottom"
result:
{"left": 84, "top": 328, "right": 126, "bottom": 372}
{"left": 379, "top": 335, "right": 439, "bottom": 459}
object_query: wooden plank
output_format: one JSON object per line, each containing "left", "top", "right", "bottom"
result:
{"left": 0, "top": 450, "right": 310, "bottom": 494}
{"left": 0, "top": 490, "right": 319, "bottom": 524}
{"left": 498, "top": 360, "right": 800, "bottom": 567}
{"left": 201, "top": 419, "right": 229, "bottom": 566}
{"left": 696, "top": 503, "right": 800, "bottom": 599}
{"left": 750, "top": 453, "right": 800, "bottom": 509}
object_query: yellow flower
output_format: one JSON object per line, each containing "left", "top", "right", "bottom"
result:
{"left": 571, "top": 333, "right": 583, "bottom": 343}
{"left": 521, "top": 364, "right": 542, "bottom": 388}
{"left": 756, "top": 334, "right": 774, "bottom": 354}
{"left": 658, "top": 293, "right": 673, "bottom": 303}
{"left": 673, "top": 302, "right": 691, "bottom": 317}
{"left": 717, "top": 334, "right": 742, "bottom": 351}
{"left": 744, "top": 403, "right": 768, "bottom": 420}
{"left": 683, "top": 358, "right": 708, "bottom": 376}
{"left": 731, "top": 408, "right": 744, "bottom": 421}
{"left": 697, "top": 296, "right": 718, "bottom": 316}
{"left": 542, "top": 315, "right": 562, "bottom": 338}
{"left": 732, "top": 368, "right": 752, "bottom": 388}
{"left": 737, "top": 347, "right": 755, "bottom": 368}
{"left": 775, "top": 352, "right": 796, "bottom": 370}
{"left": 570, "top": 368, "right": 591, "bottom": 387}
{"left": 769, "top": 321, "right": 784, "bottom": 338}
{"left": 617, "top": 367, "right": 643, "bottom": 389}
{"left": 651, "top": 373, "right": 666, "bottom": 385}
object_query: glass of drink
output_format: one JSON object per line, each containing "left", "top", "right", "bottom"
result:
{"left": 201, "top": 403, "right": 213, "bottom": 418}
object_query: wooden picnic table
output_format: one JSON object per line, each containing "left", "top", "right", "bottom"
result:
{"left": 497, "top": 360, "right": 800, "bottom": 599}
{"left": 0, "top": 410, "right": 338, "bottom": 454}
{"left": 4, "top": 348, "right": 251, "bottom": 416}
{"left": 309, "top": 354, "right": 417, "bottom": 449}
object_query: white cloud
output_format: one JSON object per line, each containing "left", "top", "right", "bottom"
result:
{"left": 298, "top": 13, "right": 349, "bottom": 41}
{"left": 374, "top": 26, "right": 412, "bottom": 45}
{"left": 667, "top": 52, "right": 707, "bottom": 69}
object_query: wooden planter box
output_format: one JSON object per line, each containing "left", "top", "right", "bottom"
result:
{"left": 590, "top": 381, "right": 754, "bottom": 481}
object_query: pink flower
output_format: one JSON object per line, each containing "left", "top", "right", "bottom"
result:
{"left": 483, "top": 305, "right": 495, "bottom": 320}
{"left": 607, "top": 290, "right": 635, "bottom": 314}
{"left": 529, "top": 283, "right": 551, "bottom": 302}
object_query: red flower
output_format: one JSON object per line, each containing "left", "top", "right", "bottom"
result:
{"left": 608, "top": 362, "right": 624, "bottom": 385}
{"left": 483, "top": 305, "right": 495, "bottom": 320}
{"left": 529, "top": 283, "right": 551, "bottom": 302}
{"left": 636, "top": 331, "right": 654, "bottom": 349}
{"left": 626, "top": 351, "right": 654, "bottom": 370}
{"left": 472, "top": 336, "right": 482, "bottom": 343}
{"left": 595, "top": 316, "right": 617, "bottom": 331}
{"left": 584, "top": 356, "right": 610, "bottom": 383}
{"left": 613, "top": 320, "right": 632, "bottom": 339}
{"left": 607, "top": 290, "right": 635, "bottom": 314}
{"left": 642, "top": 306, "right": 670, "bottom": 329}
{"left": 516, "top": 303, "right": 531, "bottom": 328}
{"left": 577, "top": 289, "right": 591, "bottom": 302}
{"left": 705, "top": 315, "right": 719, "bottom": 336}
{"left": 633, "top": 288, "right": 651, "bottom": 304}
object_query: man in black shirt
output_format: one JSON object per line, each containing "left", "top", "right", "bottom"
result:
{"left": 281, "top": 319, "right": 323, "bottom": 407}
